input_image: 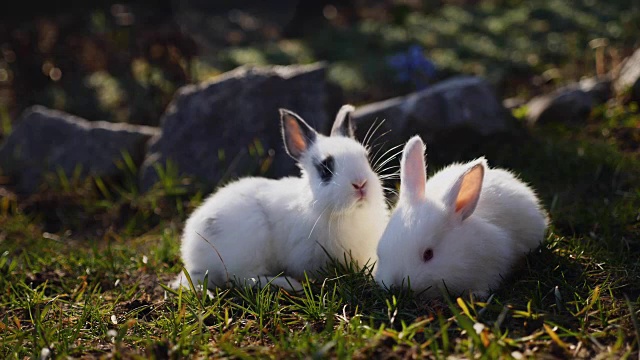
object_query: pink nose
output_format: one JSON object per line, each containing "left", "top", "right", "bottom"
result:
{"left": 352, "top": 180, "right": 367, "bottom": 190}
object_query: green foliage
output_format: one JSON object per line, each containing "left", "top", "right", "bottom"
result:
{"left": 212, "top": 0, "right": 638, "bottom": 100}
{"left": 5, "top": 0, "right": 637, "bottom": 128}
{"left": 1, "top": 1, "right": 640, "bottom": 357}
{"left": 2, "top": 104, "right": 640, "bottom": 356}
{"left": 3, "top": 82, "right": 640, "bottom": 356}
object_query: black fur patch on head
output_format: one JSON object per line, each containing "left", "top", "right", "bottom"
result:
{"left": 316, "top": 156, "right": 335, "bottom": 183}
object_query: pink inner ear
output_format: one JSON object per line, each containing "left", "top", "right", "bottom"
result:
{"left": 455, "top": 164, "right": 484, "bottom": 216}
{"left": 285, "top": 116, "right": 307, "bottom": 154}
{"left": 400, "top": 137, "right": 426, "bottom": 200}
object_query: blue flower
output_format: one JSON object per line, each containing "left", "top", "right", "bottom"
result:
{"left": 386, "top": 45, "right": 436, "bottom": 90}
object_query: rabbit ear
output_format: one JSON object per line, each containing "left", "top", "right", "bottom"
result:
{"left": 280, "top": 109, "right": 318, "bottom": 160}
{"left": 400, "top": 136, "right": 427, "bottom": 202}
{"left": 330, "top": 104, "right": 356, "bottom": 138}
{"left": 444, "top": 160, "right": 485, "bottom": 221}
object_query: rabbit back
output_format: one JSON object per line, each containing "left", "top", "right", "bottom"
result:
{"left": 426, "top": 162, "right": 547, "bottom": 256}
{"left": 180, "top": 177, "right": 306, "bottom": 287}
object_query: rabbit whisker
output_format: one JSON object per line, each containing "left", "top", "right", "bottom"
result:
{"left": 374, "top": 133, "right": 402, "bottom": 164}
{"left": 373, "top": 144, "right": 404, "bottom": 171}
{"left": 369, "top": 139, "right": 388, "bottom": 150}
{"left": 369, "top": 140, "right": 389, "bottom": 168}
{"left": 363, "top": 117, "right": 385, "bottom": 148}
{"left": 308, "top": 203, "right": 331, "bottom": 240}
{"left": 368, "top": 128, "right": 392, "bottom": 152}
{"left": 374, "top": 150, "right": 404, "bottom": 172}
{"left": 367, "top": 140, "right": 388, "bottom": 155}
{"left": 378, "top": 171, "right": 401, "bottom": 178}
{"left": 372, "top": 142, "right": 403, "bottom": 166}
{"left": 361, "top": 118, "right": 379, "bottom": 148}
{"left": 382, "top": 187, "right": 399, "bottom": 194}
{"left": 377, "top": 165, "right": 401, "bottom": 173}
{"left": 369, "top": 133, "right": 394, "bottom": 161}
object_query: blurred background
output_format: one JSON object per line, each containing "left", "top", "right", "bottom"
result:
{"left": 2, "top": 3, "right": 640, "bottom": 357}
{"left": 1, "top": 0, "right": 638, "bottom": 137}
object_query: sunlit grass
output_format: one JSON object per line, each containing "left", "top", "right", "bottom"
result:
{"left": 1, "top": 98, "right": 640, "bottom": 357}
{"left": 1, "top": 0, "right": 640, "bottom": 354}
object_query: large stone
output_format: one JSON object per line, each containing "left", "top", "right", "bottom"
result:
{"left": 579, "top": 76, "right": 612, "bottom": 105}
{"left": 139, "top": 63, "right": 328, "bottom": 191}
{"left": 525, "top": 76, "right": 613, "bottom": 126}
{"left": 526, "top": 88, "right": 593, "bottom": 126}
{"left": 0, "top": 106, "right": 159, "bottom": 193}
{"left": 351, "top": 76, "right": 511, "bottom": 147}
{"left": 614, "top": 48, "right": 640, "bottom": 102}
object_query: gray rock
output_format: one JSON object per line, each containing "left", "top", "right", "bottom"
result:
{"left": 525, "top": 77, "right": 612, "bottom": 126}
{"left": 139, "top": 63, "right": 328, "bottom": 192}
{"left": 614, "top": 48, "right": 640, "bottom": 102}
{"left": 351, "top": 76, "right": 511, "bottom": 147}
{"left": 579, "top": 76, "right": 612, "bottom": 105}
{"left": 503, "top": 97, "right": 527, "bottom": 110}
{"left": 526, "top": 88, "right": 593, "bottom": 126}
{"left": 0, "top": 106, "right": 159, "bottom": 193}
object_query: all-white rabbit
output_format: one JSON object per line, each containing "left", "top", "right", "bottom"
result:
{"left": 375, "top": 135, "right": 548, "bottom": 298}
{"left": 177, "top": 105, "right": 389, "bottom": 292}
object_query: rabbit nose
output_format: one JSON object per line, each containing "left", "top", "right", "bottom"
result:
{"left": 352, "top": 180, "right": 367, "bottom": 190}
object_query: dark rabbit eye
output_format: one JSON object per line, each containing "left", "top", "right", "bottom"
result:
{"left": 316, "top": 156, "right": 334, "bottom": 183}
{"left": 422, "top": 249, "right": 434, "bottom": 262}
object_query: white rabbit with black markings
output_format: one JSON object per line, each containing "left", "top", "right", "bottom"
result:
{"left": 375, "top": 135, "right": 548, "bottom": 298}
{"left": 178, "top": 105, "right": 389, "bottom": 292}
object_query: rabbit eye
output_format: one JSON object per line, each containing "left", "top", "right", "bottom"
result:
{"left": 316, "top": 156, "right": 335, "bottom": 183}
{"left": 422, "top": 249, "right": 434, "bottom": 262}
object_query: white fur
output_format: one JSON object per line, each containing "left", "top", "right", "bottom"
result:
{"left": 375, "top": 135, "right": 548, "bottom": 298}
{"left": 178, "top": 107, "right": 388, "bottom": 291}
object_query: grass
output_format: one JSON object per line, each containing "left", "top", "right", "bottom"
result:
{"left": 2, "top": 2, "right": 640, "bottom": 355}
{"left": 1, "top": 96, "right": 640, "bottom": 358}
